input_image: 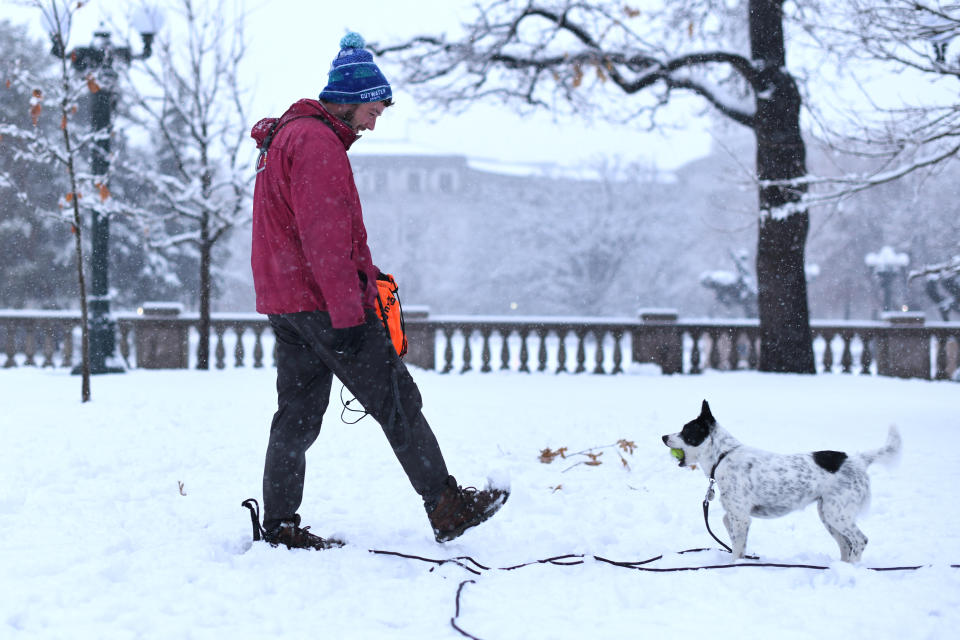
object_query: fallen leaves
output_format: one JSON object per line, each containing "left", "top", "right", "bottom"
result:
{"left": 539, "top": 439, "right": 638, "bottom": 473}
{"left": 538, "top": 446, "right": 568, "bottom": 464}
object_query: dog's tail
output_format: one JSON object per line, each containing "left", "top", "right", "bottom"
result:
{"left": 859, "top": 425, "right": 902, "bottom": 468}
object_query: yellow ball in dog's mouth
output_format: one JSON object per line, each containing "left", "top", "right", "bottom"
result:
{"left": 670, "top": 448, "right": 684, "bottom": 461}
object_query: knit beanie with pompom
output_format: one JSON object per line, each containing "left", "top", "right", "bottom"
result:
{"left": 319, "top": 32, "right": 392, "bottom": 104}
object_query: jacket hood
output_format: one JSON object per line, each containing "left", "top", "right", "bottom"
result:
{"left": 250, "top": 99, "right": 358, "bottom": 151}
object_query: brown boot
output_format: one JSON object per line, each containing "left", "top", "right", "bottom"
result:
{"left": 427, "top": 475, "right": 508, "bottom": 542}
{"left": 262, "top": 514, "right": 344, "bottom": 550}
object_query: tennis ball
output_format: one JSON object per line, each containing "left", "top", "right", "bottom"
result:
{"left": 670, "top": 448, "right": 685, "bottom": 461}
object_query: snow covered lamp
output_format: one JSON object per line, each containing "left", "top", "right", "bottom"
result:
{"left": 130, "top": 5, "right": 165, "bottom": 59}
{"left": 865, "top": 246, "right": 910, "bottom": 314}
{"left": 48, "top": 5, "right": 164, "bottom": 375}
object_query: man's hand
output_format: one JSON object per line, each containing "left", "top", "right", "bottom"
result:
{"left": 332, "top": 324, "right": 365, "bottom": 357}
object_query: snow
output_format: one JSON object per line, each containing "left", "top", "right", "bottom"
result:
{"left": 2, "top": 366, "right": 959, "bottom": 639}
{"left": 866, "top": 246, "right": 911, "bottom": 270}
{"left": 701, "top": 270, "right": 739, "bottom": 286}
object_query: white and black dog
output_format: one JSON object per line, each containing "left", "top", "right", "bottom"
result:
{"left": 661, "top": 400, "right": 901, "bottom": 563}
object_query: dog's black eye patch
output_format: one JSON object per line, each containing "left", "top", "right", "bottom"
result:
{"left": 813, "top": 450, "right": 848, "bottom": 473}
{"left": 679, "top": 415, "right": 713, "bottom": 447}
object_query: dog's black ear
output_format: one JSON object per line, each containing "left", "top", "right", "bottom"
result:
{"left": 680, "top": 400, "right": 714, "bottom": 446}
{"left": 700, "top": 400, "right": 713, "bottom": 422}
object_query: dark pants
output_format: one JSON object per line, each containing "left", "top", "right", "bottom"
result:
{"left": 262, "top": 309, "right": 449, "bottom": 529}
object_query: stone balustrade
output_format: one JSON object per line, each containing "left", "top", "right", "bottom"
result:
{"left": 1, "top": 306, "right": 958, "bottom": 380}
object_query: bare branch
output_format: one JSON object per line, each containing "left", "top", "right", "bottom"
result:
{"left": 376, "top": 3, "right": 758, "bottom": 127}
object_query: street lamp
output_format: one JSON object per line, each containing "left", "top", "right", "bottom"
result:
{"left": 865, "top": 246, "right": 910, "bottom": 314}
{"left": 49, "top": 9, "right": 162, "bottom": 374}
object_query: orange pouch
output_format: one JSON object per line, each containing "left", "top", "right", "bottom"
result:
{"left": 375, "top": 273, "right": 407, "bottom": 357}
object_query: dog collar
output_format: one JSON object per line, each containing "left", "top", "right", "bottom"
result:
{"left": 704, "top": 447, "right": 740, "bottom": 505}
{"left": 710, "top": 447, "right": 740, "bottom": 480}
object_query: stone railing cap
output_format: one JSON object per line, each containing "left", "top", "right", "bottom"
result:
{"left": 880, "top": 311, "right": 925, "bottom": 325}
{"left": 138, "top": 302, "right": 184, "bottom": 317}
{"left": 403, "top": 304, "right": 429, "bottom": 319}
{"left": 638, "top": 308, "right": 678, "bottom": 323}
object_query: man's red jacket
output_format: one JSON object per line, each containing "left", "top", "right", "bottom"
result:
{"left": 250, "top": 99, "right": 380, "bottom": 328}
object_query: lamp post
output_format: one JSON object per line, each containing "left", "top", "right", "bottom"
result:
{"left": 865, "top": 246, "right": 910, "bottom": 314}
{"left": 49, "top": 10, "right": 161, "bottom": 374}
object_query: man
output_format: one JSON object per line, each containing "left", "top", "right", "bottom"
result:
{"left": 249, "top": 33, "right": 507, "bottom": 550}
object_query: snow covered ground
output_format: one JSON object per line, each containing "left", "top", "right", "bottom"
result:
{"left": 2, "top": 365, "right": 958, "bottom": 639}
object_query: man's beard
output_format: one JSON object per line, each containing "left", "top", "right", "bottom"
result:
{"left": 336, "top": 106, "right": 358, "bottom": 130}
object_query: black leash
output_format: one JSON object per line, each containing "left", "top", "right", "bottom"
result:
{"left": 446, "top": 548, "right": 960, "bottom": 640}
{"left": 242, "top": 498, "right": 958, "bottom": 573}
{"left": 451, "top": 580, "right": 483, "bottom": 640}
{"left": 240, "top": 499, "right": 959, "bottom": 640}
{"left": 369, "top": 548, "right": 489, "bottom": 576}
{"left": 702, "top": 447, "right": 739, "bottom": 554}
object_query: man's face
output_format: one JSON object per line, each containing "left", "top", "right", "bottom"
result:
{"left": 347, "top": 102, "right": 386, "bottom": 132}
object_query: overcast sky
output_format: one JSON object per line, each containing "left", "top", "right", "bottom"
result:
{"left": 6, "top": 0, "right": 714, "bottom": 170}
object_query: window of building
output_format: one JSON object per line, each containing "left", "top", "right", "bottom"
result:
{"left": 438, "top": 171, "right": 455, "bottom": 193}
{"left": 375, "top": 170, "right": 388, "bottom": 193}
{"left": 407, "top": 171, "right": 421, "bottom": 193}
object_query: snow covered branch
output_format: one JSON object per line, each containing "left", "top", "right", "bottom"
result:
{"left": 373, "top": 1, "right": 757, "bottom": 126}
{"left": 796, "top": 0, "right": 960, "bottom": 203}
{"left": 756, "top": 139, "right": 960, "bottom": 213}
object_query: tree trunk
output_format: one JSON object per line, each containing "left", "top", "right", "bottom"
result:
{"left": 749, "top": 0, "right": 815, "bottom": 373}
{"left": 197, "top": 232, "right": 211, "bottom": 370}
{"left": 72, "top": 202, "right": 91, "bottom": 400}
{"left": 196, "top": 156, "right": 213, "bottom": 370}
{"left": 61, "top": 95, "right": 91, "bottom": 400}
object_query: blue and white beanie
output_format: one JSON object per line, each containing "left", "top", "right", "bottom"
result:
{"left": 319, "top": 32, "right": 392, "bottom": 104}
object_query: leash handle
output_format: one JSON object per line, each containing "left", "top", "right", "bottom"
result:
{"left": 241, "top": 498, "right": 265, "bottom": 542}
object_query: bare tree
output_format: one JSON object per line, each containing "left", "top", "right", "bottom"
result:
{"left": 0, "top": 19, "right": 76, "bottom": 308}
{"left": 125, "top": 0, "right": 252, "bottom": 369}
{"left": 794, "top": 1, "right": 960, "bottom": 203}
{"left": 1, "top": 0, "right": 109, "bottom": 400}
{"left": 375, "top": 0, "right": 817, "bottom": 373}
{"left": 786, "top": 2, "right": 960, "bottom": 319}
{"left": 516, "top": 159, "right": 648, "bottom": 315}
